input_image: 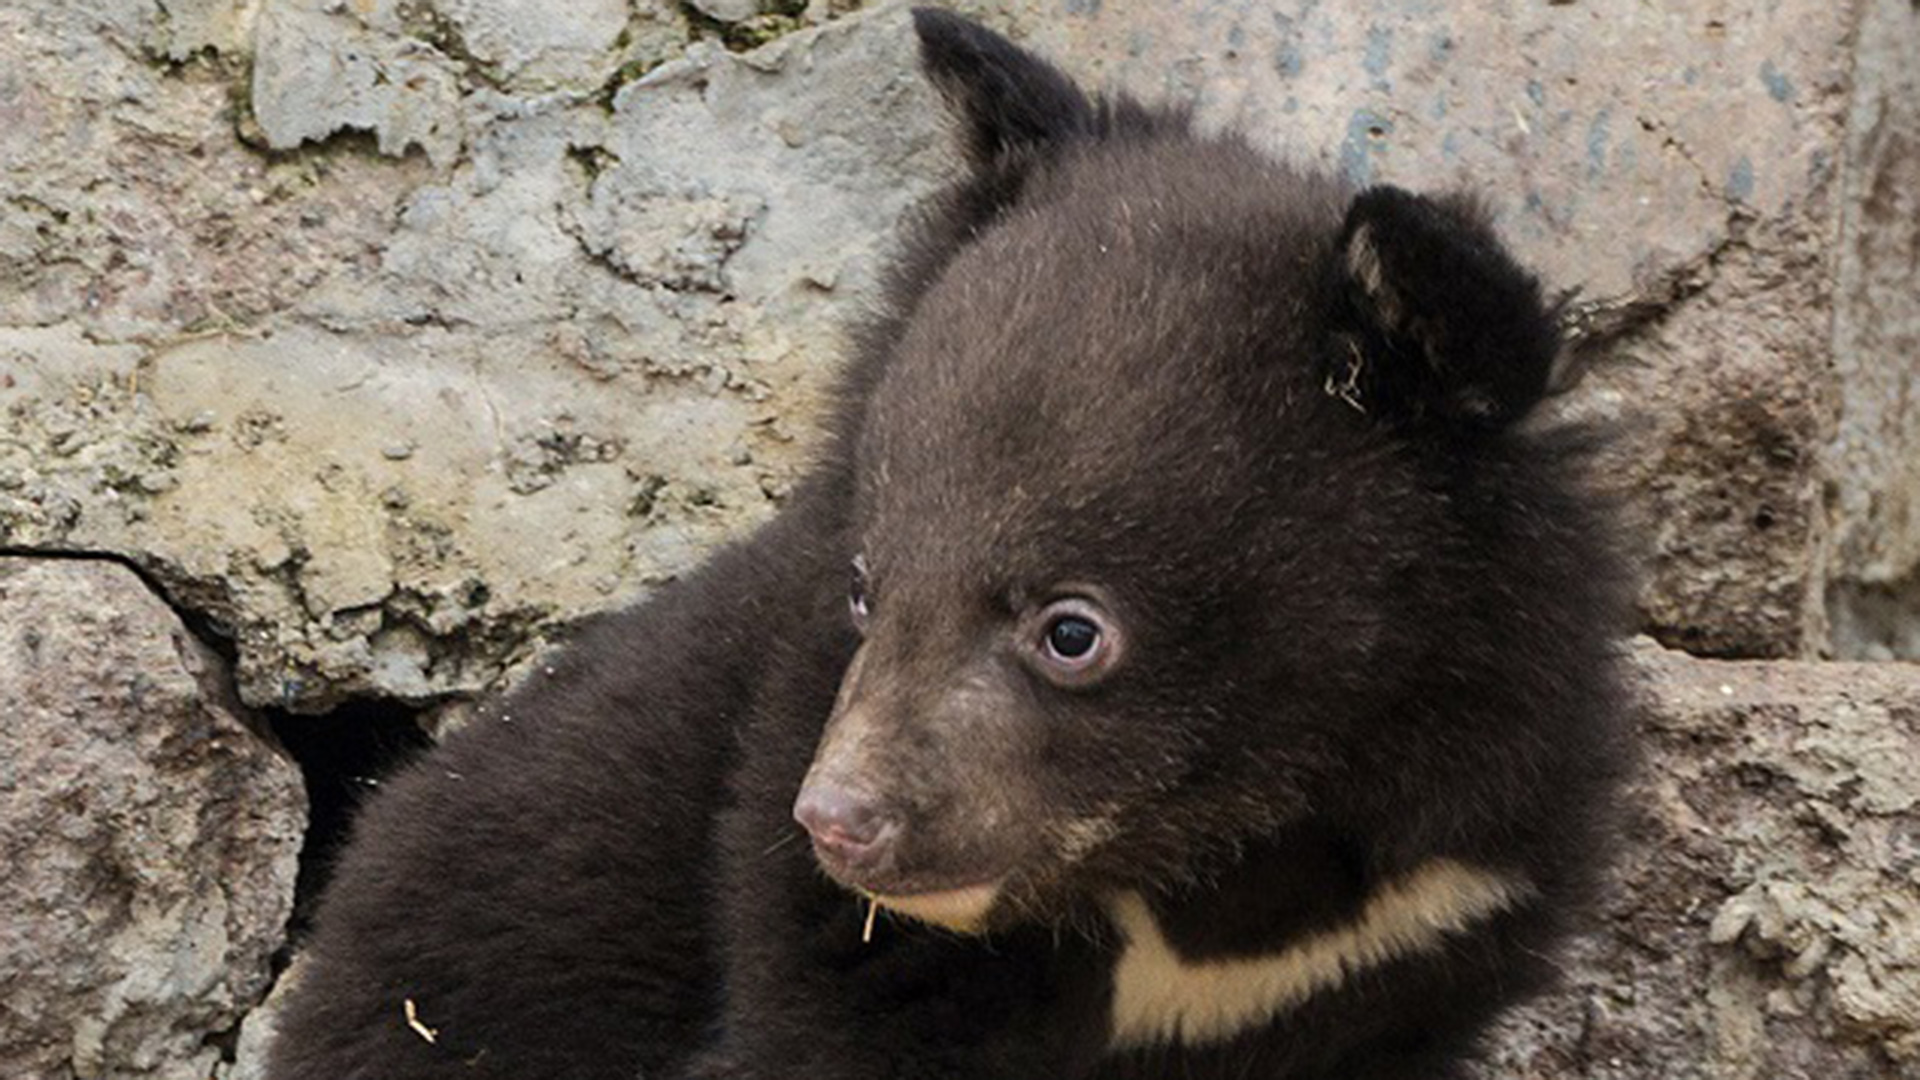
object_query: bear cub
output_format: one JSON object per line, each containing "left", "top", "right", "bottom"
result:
{"left": 267, "top": 10, "right": 1630, "bottom": 1080}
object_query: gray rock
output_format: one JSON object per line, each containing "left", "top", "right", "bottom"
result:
{"left": 142, "top": 0, "right": 262, "bottom": 61}
{"left": 1, "top": 2, "right": 936, "bottom": 711}
{"left": 688, "top": 0, "right": 764, "bottom": 25}
{"left": 437, "top": 0, "right": 633, "bottom": 92}
{"left": 0, "top": 558, "right": 306, "bottom": 1080}
{"left": 5, "top": 0, "right": 1912, "bottom": 1073}
{"left": 249, "top": 0, "right": 467, "bottom": 166}
{"left": 1826, "top": 0, "right": 1920, "bottom": 661}
{"left": 1481, "top": 641, "right": 1920, "bottom": 1076}
{"left": 0, "top": 3, "right": 437, "bottom": 342}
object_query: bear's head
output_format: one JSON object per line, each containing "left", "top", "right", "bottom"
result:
{"left": 794, "top": 10, "right": 1621, "bottom": 936}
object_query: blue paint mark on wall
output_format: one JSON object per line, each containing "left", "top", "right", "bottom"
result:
{"left": 1585, "top": 109, "right": 1611, "bottom": 178}
{"left": 1441, "top": 129, "right": 1461, "bottom": 161}
{"left": 1282, "top": 96, "right": 1300, "bottom": 115}
{"left": 1759, "top": 60, "right": 1794, "bottom": 103}
{"left": 1526, "top": 80, "right": 1545, "bottom": 107}
{"left": 1363, "top": 26, "right": 1394, "bottom": 84}
{"left": 1340, "top": 109, "right": 1394, "bottom": 186}
{"left": 1276, "top": 41, "right": 1303, "bottom": 77}
{"left": 1728, "top": 156, "right": 1755, "bottom": 201}
{"left": 1430, "top": 95, "right": 1448, "bottom": 120}
{"left": 1615, "top": 135, "right": 1638, "bottom": 176}
{"left": 1063, "top": 0, "right": 1102, "bottom": 15}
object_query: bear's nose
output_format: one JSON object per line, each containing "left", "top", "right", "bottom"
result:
{"left": 793, "top": 783, "right": 895, "bottom": 872}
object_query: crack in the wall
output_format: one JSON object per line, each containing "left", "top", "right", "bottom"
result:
{"left": 595, "top": 0, "right": 867, "bottom": 108}
{"left": 0, "top": 544, "right": 256, "bottom": 712}
{"left": 566, "top": 142, "right": 622, "bottom": 182}
{"left": 1557, "top": 217, "right": 1746, "bottom": 366}
{"left": 233, "top": 116, "right": 439, "bottom": 167}
{"left": 198, "top": 1012, "right": 245, "bottom": 1068}
{"left": 396, "top": 0, "right": 510, "bottom": 93}
{"left": 1636, "top": 112, "right": 1726, "bottom": 204}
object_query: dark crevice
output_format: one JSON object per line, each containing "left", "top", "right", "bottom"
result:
{"left": 268, "top": 700, "right": 434, "bottom": 953}
{"left": 200, "top": 1015, "right": 244, "bottom": 1066}
{"left": 232, "top": 113, "right": 437, "bottom": 169}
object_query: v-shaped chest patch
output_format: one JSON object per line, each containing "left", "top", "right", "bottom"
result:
{"left": 1104, "top": 858, "right": 1534, "bottom": 1050}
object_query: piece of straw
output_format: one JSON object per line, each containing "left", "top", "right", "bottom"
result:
{"left": 403, "top": 998, "right": 438, "bottom": 1044}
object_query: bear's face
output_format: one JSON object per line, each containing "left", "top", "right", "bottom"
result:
{"left": 799, "top": 149, "right": 1398, "bottom": 932}
{"left": 791, "top": 14, "right": 1566, "bottom": 936}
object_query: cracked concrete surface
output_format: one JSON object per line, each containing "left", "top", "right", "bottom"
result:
{"left": 2, "top": 0, "right": 1918, "bottom": 1076}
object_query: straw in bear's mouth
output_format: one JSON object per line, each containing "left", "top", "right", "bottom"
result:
{"left": 854, "top": 881, "right": 1002, "bottom": 941}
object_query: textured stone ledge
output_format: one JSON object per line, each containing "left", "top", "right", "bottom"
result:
{"left": 1486, "top": 641, "right": 1920, "bottom": 1077}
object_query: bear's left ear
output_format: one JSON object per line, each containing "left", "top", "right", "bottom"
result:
{"left": 1329, "top": 186, "right": 1561, "bottom": 429}
{"left": 912, "top": 7, "right": 1094, "bottom": 170}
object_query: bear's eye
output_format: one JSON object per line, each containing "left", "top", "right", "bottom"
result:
{"left": 848, "top": 555, "right": 872, "bottom": 632}
{"left": 1027, "top": 596, "right": 1120, "bottom": 686}
{"left": 1045, "top": 616, "right": 1099, "bottom": 659}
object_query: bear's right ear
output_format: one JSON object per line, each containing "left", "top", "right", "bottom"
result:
{"left": 1328, "top": 186, "right": 1562, "bottom": 430}
{"left": 912, "top": 8, "right": 1094, "bottom": 169}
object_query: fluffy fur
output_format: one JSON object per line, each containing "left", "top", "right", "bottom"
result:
{"left": 266, "top": 10, "right": 1630, "bottom": 1080}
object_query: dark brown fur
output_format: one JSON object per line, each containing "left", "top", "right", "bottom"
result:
{"left": 267, "top": 11, "right": 1630, "bottom": 1079}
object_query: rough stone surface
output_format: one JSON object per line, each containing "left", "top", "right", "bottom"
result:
{"left": 1481, "top": 641, "right": 1920, "bottom": 1077}
{"left": 1826, "top": 0, "right": 1920, "bottom": 662}
{"left": 249, "top": 0, "right": 468, "bottom": 166}
{"left": 2, "top": 0, "right": 908, "bottom": 711}
{"left": 5, "top": 0, "right": 1912, "bottom": 712}
{"left": 0, "top": 558, "right": 306, "bottom": 1080}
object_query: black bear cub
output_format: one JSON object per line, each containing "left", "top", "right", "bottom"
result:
{"left": 268, "top": 10, "right": 1630, "bottom": 1080}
